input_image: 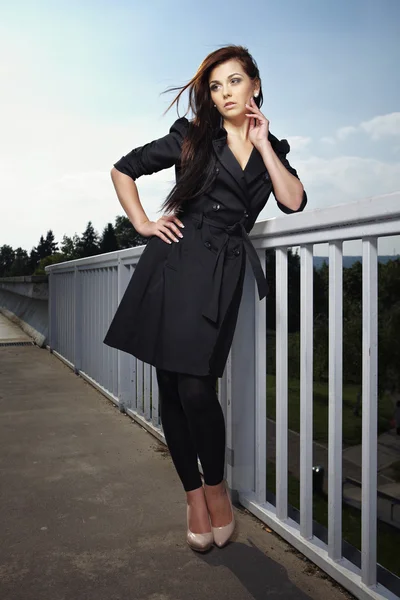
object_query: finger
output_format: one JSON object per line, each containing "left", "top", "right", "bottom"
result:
{"left": 245, "top": 113, "right": 263, "bottom": 123}
{"left": 174, "top": 217, "right": 185, "bottom": 228}
{"left": 157, "top": 231, "right": 172, "bottom": 244}
{"left": 246, "top": 100, "right": 262, "bottom": 111}
{"left": 246, "top": 102, "right": 266, "bottom": 119}
{"left": 245, "top": 114, "right": 257, "bottom": 127}
{"left": 159, "top": 218, "right": 182, "bottom": 239}
{"left": 165, "top": 214, "right": 184, "bottom": 229}
{"left": 168, "top": 222, "right": 184, "bottom": 238}
{"left": 161, "top": 224, "right": 180, "bottom": 243}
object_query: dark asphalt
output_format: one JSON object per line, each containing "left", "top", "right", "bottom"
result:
{"left": 0, "top": 345, "right": 351, "bottom": 600}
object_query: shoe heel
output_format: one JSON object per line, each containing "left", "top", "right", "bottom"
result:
{"left": 186, "top": 505, "right": 214, "bottom": 552}
{"left": 211, "top": 481, "right": 235, "bottom": 548}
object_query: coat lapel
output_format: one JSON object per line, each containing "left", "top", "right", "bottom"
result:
{"left": 244, "top": 146, "right": 268, "bottom": 184}
{"left": 244, "top": 132, "right": 284, "bottom": 184}
{"left": 211, "top": 125, "right": 286, "bottom": 205}
{"left": 212, "top": 138, "right": 249, "bottom": 204}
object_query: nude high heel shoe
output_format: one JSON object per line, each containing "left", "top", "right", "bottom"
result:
{"left": 186, "top": 504, "right": 214, "bottom": 552}
{"left": 211, "top": 480, "right": 235, "bottom": 548}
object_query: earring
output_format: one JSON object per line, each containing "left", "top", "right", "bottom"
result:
{"left": 213, "top": 104, "right": 216, "bottom": 107}
{"left": 254, "top": 92, "right": 259, "bottom": 98}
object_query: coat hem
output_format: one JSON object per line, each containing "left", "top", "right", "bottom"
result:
{"left": 102, "top": 338, "right": 223, "bottom": 378}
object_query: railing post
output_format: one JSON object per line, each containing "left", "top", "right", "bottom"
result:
{"left": 276, "top": 248, "right": 289, "bottom": 521}
{"left": 328, "top": 241, "right": 343, "bottom": 560}
{"left": 255, "top": 249, "right": 267, "bottom": 505}
{"left": 74, "top": 266, "right": 82, "bottom": 375}
{"left": 300, "top": 244, "right": 314, "bottom": 540}
{"left": 48, "top": 271, "right": 57, "bottom": 353}
{"left": 229, "top": 257, "right": 257, "bottom": 498}
{"left": 361, "top": 237, "right": 378, "bottom": 587}
{"left": 117, "top": 255, "right": 132, "bottom": 411}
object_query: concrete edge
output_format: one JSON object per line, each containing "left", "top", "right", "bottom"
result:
{"left": 0, "top": 307, "right": 44, "bottom": 346}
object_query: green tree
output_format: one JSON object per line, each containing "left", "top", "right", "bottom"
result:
{"left": 378, "top": 258, "right": 400, "bottom": 395}
{"left": 265, "top": 247, "right": 301, "bottom": 334}
{"left": 114, "top": 215, "right": 147, "bottom": 249}
{"left": 10, "top": 247, "right": 30, "bottom": 276}
{"left": 60, "top": 234, "right": 80, "bottom": 260}
{"left": 76, "top": 221, "right": 99, "bottom": 258}
{"left": 34, "top": 253, "right": 66, "bottom": 275}
{"left": 100, "top": 223, "right": 119, "bottom": 253}
{"left": 33, "top": 229, "right": 58, "bottom": 261}
{"left": 28, "top": 247, "right": 40, "bottom": 273}
{"left": 0, "top": 245, "right": 15, "bottom": 276}
{"left": 44, "top": 230, "right": 58, "bottom": 255}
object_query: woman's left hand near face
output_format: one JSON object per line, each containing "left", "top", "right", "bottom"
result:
{"left": 245, "top": 97, "right": 270, "bottom": 151}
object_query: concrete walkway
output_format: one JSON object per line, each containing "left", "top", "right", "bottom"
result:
{"left": 0, "top": 312, "right": 32, "bottom": 344}
{"left": 0, "top": 345, "right": 353, "bottom": 600}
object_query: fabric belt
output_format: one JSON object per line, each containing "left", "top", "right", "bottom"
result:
{"left": 190, "top": 212, "right": 269, "bottom": 323}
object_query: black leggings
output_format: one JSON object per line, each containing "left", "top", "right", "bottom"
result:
{"left": 155, "top": 368, "right": 226, "bottom": 492}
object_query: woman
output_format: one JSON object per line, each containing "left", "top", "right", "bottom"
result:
{"left": 104, "top": 45, "right": 307, "bottom": 552}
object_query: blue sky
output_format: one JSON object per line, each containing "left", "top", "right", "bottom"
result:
{"left": 1, "top": 0, "right": 399, "bottom": 254}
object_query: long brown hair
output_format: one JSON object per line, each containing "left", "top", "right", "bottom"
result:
{"left": 159, "top": 45, "right": 263, "bottom": 214}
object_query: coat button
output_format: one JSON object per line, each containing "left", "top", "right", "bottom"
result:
{"left": 204, "top": 241, "right": 211, "bottom": 249}
{"left": 233, "top": 248, "right": 240, "bottom": 256}
{"left": 215, "top": 167, "right": 220, "bottom": 174}
{"left": 212, "top": 203, "right": 220, "bottom": 211}
{"left": 244, "top": 211, "right": 249, "bottom": 217}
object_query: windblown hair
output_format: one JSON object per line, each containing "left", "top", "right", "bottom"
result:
{"left": 159, "top": 45, "right": 263, "bottom": 214}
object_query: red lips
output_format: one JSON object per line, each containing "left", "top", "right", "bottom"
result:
{"left": 224, "top": 102, "right": 236, "bottom": 108}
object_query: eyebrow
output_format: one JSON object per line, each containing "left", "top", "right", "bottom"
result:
{"left": 209, "top": 72, "right": 243, "bottom": 85}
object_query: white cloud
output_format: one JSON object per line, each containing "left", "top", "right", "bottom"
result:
{"left": 260, "top": 153, "right": 400, "bottom": 255}
{"left": 261, "top": 154, "right": 400, "bottom": 218}
{"left": 320, "top": 136, "right": 336, "bottom": 145}
{"left": 336, "top": 126, "right": 358, "bottom": 141}
{"left": 300, "top": 155, "right": 400, "bottom": 200}
{"left": 0, "top": 65, "right": 178, "bottom": 250}
{"left": 329, "top": 113, "right": 400, "bottom": 144}
{"left": 286, "top": 136, "right": 312, "bottom": 152}
{"left": 359, "top": 113, "right": 400, "bottom": 140}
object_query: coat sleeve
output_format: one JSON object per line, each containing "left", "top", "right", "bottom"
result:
{"left": 113, "top": 116, "right": 189, "bottom": 181}
{"left": 270, "top": 137, "right": 308, "bottom": 214}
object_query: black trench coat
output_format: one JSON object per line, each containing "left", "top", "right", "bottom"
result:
{"left": 103, "top": 116, "right": 307, "bottom": 377}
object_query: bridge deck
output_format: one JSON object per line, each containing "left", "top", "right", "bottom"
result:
{"left": 0, "top": 343, "right": 352, "bottom": 600}
{"left": 0, "top": 313, "right": 33, "bottom": 344}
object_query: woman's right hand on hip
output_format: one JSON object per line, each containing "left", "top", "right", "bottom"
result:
{"left": 137, "top": 215, "right": 185, "bottom": 244}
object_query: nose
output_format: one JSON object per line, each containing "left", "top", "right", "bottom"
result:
{"left": 222, "top": 85, "right": 231, "bottom": 98}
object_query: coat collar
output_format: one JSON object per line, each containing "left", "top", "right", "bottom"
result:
{"left": 211, "top": 120, "right": 284, "bottom": 192}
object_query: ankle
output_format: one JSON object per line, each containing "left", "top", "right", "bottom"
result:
{"left": 186, "top": 485, "right": 206, "bottom": 506}
{"left": 203, "top": 480, "right": 226, "bottom": 497}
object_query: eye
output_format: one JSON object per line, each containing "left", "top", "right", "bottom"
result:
{"left": 231, "top": 78, "right": 241, "bottom": 84}
{"left": 210, "top": 84, "right": 219, "bottom": 92}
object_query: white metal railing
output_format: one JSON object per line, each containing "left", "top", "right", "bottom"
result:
{"left": 46, "top": 192, "right": 400, "bottom": 600}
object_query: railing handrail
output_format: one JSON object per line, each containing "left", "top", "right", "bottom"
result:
{"left": 45, "top": 192, "right": 400, "bottom": 274}
{"left": 251, "top": 191, "right": 400, "bottom": 239}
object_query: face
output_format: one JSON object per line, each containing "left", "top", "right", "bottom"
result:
{"left": 208, "top": 59, "right": 259, "bottom": 118}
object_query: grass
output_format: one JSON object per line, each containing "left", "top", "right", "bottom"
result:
{"left": 266, "top": 461, "right": 400, "bottom": 578}
{"left": 389, "top": 460, "right": 400, "bottom": 483}
{"left": 266, "top": 374, "right": 394, "bottom": 446}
